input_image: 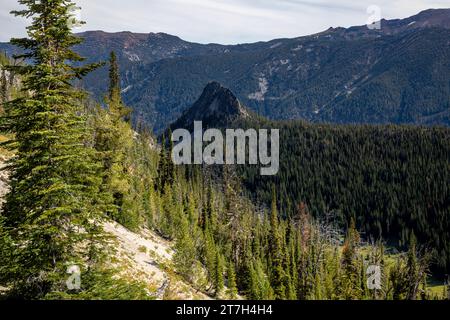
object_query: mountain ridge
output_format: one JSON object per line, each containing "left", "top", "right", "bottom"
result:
{"left": 1, "top": 8, "right": 449, "bottom": 131}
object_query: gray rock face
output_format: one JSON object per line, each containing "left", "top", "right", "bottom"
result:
{"left": 170, "top": 82, "right": 251, "bottom": 131}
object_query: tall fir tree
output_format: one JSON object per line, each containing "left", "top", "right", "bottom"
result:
{"left": 215, "top": 252, "right": 225, "bottom": 297}
{"left": 108, "top": 52, "right": 120, "bottom": 102}
{"left": 0, "top": 0, "right": 105, "bottom": 298}
{"left": 405, "top": 234, "right": 430, "bottom": 300}
{"left": 156, "top": 132, "right": 175, "bottom": 192}
{"left": 340, "top": 218, "right": 362, "bottom": 299}
{"left": 107, "top": 51, "right": 130, "bottom": 122}
{"left": 269, "top": 186, "right": 286, "bottom": 299}
{"left": 173, "top": 214, "right": 196, "bottom": 282}
{"left": 92, "top": 51, "right": 137, "bottom": 229}
{"left": 227, "top": 260, "right": 238, "bottom": 299}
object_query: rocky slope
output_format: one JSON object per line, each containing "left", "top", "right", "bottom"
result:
{"left": 170, "top": 81, "right": 252, "bottom": 131}
{"left": 0, "top": 155, "right": 210, "bottom": 300}
{"left": 102, "top": 221, "right": 210, "bottom": 300}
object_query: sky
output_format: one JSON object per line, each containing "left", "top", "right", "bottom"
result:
{"left": 0, "top": 0, "right": 449, "bottom": 44}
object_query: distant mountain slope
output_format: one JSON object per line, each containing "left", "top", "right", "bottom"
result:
{"left": 125, "top": 27, "right": 450, "bottom": 130}
{"left": 1, "top": 9, "right": 449, "bottom": 131}
{"left": 120, "top": 8, "right": 450, "bottom": 131}
{"left": 322, "top": 8, "right": 450, "bottom": 39}
{"left": 0, "top": 30, "right": 251, "bottom": 98}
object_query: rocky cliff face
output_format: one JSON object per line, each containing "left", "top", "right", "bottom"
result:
{"left": 170, "top": 81, "right": 251, "bottom": 131}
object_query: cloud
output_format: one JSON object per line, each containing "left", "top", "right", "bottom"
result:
{"left": 0, "top": 0, "right": 448, "bottom": 44}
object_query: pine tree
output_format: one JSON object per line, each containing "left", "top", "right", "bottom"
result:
{"left": 166, "top": 128, "right": 175, "bottom": 185}
{"left": 107, "top": 51, "right": 130, "bottom": 121}
{"left": 92, "top": 52, "right": 136, "bottom": 229}
{"left": 248, "top": 259, "right": 274, "bottom": 300}
{"left": 0, "top": 0, "right": 104, "bottom": 298}
{"left": 405, "top": 234, "right": 430, "bottom": 300}
{"left": 341, "top": 218, "right": 362, "bottom": 299}
{"left": 156, "top": 133, "right": 175, "bottom": 192}
{"left": 173, "top": 215, "right": 196, "bottom": 282}
{"left": 406, "top": 235, "right": 419, "bottom": 300}
{"left": 390, "top": 257, "right": 408, "bottom": 300}
{"left": 0, "top": 216, "right": 12, "bottom": 284}
{"left": 269, "top": 187, "right": 286, "bottom": 299}
{"left": 109, "top": 52, "right": 120, "bottom": 102}
{"left": 215, "top": 252, "right": 225, "bottom": 297}
{"left": 201, "top": 182, "right": 213, "bottom": 230}
{"left": 203, "top": 231, "right": 217, "bottom": 286}
{"left": 222, "top": 165, "right": 245, "bottom": 266}
{"left": 227, "top": 260, "right": 238, "bottom": 299}
{"left": 287, "top": 223, "right": 299, "bottom": 298}
{"left": 186, "top": 192, "right": 199, "bottom": 227}
{"left": 156, "top": 134, "right": 167, "bottom": 191}
{"left": 159, "top": 183, "right": 176, "bottom": 238}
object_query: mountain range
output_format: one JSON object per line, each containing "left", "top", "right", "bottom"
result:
{"left": 1, "top": 8, "right": 449, "bottom": 131}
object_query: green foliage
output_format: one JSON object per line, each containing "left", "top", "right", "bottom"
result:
{"left": 107, "top": 51, "right": 131, "bottom": 122}
{"left": 0, "top": 216, "right": 12, "bottom": 285}
{"left": 242, "top": 121, "right": 450, "bottom": 272}
{"left": 91, "top": 51, "right": 140, "bottom": 230}
{"left": 43, "top": 269, "right": 153, "bottom": 300}
{"left": 173, "top": 214, "right": 196, "bottom": 282}
{"left": 145, "top": 159, "right": 436, "bottom": 300}
{"left": 0, "top": 0, "right": 105, "bottom": 298}
{"left": 340, "top": 219, "right": 363, "bottom": 299}
{"left": 215, "top": 252, "right": 225, "bottom": 297}
{"left": 269, "top": 187, "right": 286, "bottom": 299}
{"left": 248, "top": 259, "right": 274, "bottom": 300}
{"left": 156, "top": 132, "right": 175, "bottom": 192}
{"left": 108, "top": 52, "right": 120, "bottom": 102}
{"left": 227, "top": 260, "right": 238, "bottom": 299}
{"left": 0, "top": 1, "right": 445, "bottom": 301}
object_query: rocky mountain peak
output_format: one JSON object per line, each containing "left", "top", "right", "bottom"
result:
{"left": 171, "top": 82, "right": 251, "bottom": 131}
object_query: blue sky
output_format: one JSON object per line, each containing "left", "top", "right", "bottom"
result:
{"left": 1, "top": 0, "right": 449, "bottom": 44}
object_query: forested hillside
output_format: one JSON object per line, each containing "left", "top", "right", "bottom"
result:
{"left": 170, "top": 82, "right": 450, "bottom": 274}
{"left": 0, "top": 0, "right": 448, "bottom": 301}
{"left": 240, "top": 121, "right": 450, "bottom": 272}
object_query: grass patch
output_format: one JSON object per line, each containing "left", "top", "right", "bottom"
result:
{"left": 138, "top": 245, "right": 147, "bottom": 254}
